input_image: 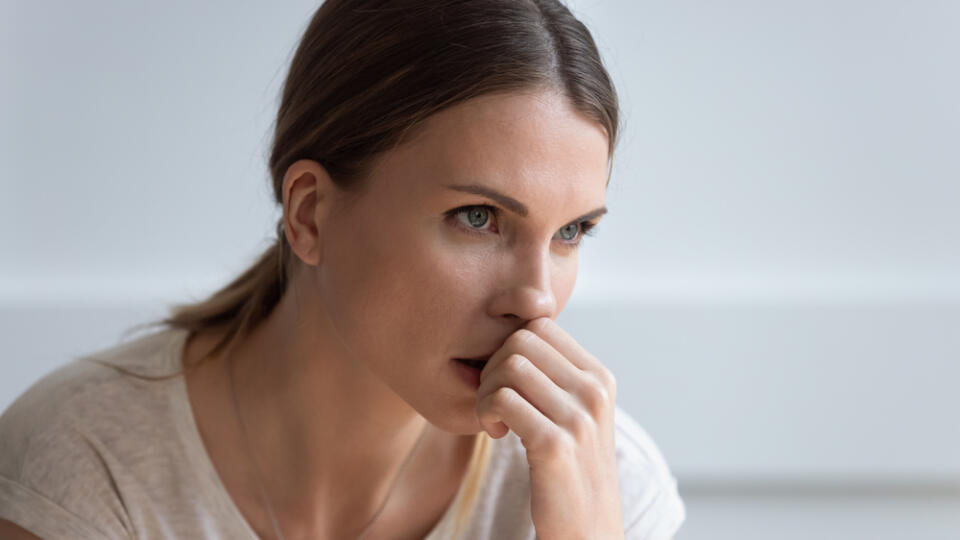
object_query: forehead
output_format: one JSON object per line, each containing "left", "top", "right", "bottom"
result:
{"left": 369, "top": 89, "right": 610, "bottom": 213}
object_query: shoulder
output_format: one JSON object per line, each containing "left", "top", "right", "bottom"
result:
{"left": 0, "top": 329, "right": 183, "bottom": 473}
{"left": 0, "top": 329, "right": 186, "bottom": 540}
{"left": 613, "top": 404, "right": 686, "bottom": 539}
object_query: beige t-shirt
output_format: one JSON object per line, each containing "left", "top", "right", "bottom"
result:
{"left": 0, "top": 327, "right": 685, "bottom": 539}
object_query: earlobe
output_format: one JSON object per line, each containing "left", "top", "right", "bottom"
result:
{"left": 281, "top": 159, "right": 335, "bottom": 267}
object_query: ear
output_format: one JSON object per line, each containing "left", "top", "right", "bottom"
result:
{"left": 282, "top": 159, "right": 336, "bottom": 267}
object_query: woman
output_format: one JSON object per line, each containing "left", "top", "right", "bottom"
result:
{"left": 0, "top": 0, "right": 685, "bottom": 538}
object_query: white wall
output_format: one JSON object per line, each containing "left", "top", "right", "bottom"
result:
{"left": 3, "top": 1, "right": 959, "bottom": 538}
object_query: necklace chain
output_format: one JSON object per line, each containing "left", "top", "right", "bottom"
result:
{"left": 226, "top": 354, "right": 429, "bottom": 540}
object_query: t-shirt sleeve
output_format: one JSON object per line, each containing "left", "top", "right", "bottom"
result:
{"left": 0, "top": 380, "right": 133, "bottom": 540}
{"left": 613, "top": 405, "right": 687, "bottom": 540}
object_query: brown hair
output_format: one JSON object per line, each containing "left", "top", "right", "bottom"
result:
{"left": 105, "top": 0, "right": 619, "bottom": 534}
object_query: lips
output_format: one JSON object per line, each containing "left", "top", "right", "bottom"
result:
{"left": 454, "top": 355, "right": 492, "bottom": 370}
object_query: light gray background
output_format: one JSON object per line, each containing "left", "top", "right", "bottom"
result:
{"left": 2, "top": 1, "right": 958, "bottom": 539}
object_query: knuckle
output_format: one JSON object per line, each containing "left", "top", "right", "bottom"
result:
{"left": 503, "top": 353, "right": 529, "bottom": 374}
{"left": 568, "top": 409, "right": 594, "bottom": 440}
{"left": 507, "top": 328, "right": 536, "bottom": 349}
{"left": 599, "top": 367, "right": 617, "bottom": 390}
{"left": 581, "top": 379, "right": 612, "bottom": 414}
{"left": 526, "top": 317, "right": 551, "bottom": 334}
{"left": 604, "top": 370, "right": 618, "bottom": 397}
{"left": 491, "top": 386, "right": 517, "bottom": 412}
{"left": 538, "top": 429, "right": 575, "bottom": 460}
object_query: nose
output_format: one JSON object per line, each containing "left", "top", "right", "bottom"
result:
{"left": 488, "top": 244, "right": 558, "bottom": 323}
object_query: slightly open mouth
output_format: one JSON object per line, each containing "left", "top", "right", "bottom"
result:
{"left": 454, "top": 357, "right": 489, "bottom": 370}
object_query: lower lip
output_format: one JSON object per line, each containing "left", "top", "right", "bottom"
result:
{"left": 452, "top": 359, "right": 483, "bottom": 389}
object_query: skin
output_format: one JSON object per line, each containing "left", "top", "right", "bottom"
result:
{"left": 178, "top": 87, "right": 623, "bottom": 540}
{"left": 0, "top": 90, "right": 628, "bottom": 540}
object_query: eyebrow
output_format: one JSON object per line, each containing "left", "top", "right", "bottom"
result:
{"left": 444, "top": 183, "right": 608, "bottom": 223}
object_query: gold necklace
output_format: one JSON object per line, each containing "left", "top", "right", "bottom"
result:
{"left": 226, "top": 354, "right": 429, "bottom": 540}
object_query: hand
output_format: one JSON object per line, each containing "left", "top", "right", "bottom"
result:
{"left": 474, "top": 317, "right": 625, "bottom": 540}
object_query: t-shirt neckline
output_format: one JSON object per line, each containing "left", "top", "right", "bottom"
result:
{"left": 161, "top": 326, "right": 467, "bottom": 539}
{"left": 165, "top": 327, "right": 264, "bottom": 539}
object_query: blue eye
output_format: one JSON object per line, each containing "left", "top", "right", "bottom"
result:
{"left": 445, "top": 204, "right": 598, "bottom": 249}
{"left": 559, "top": 223, "right": 579, "bottom": 241}
{"left": 463, "top": 207, "right": 492, "bottom": 229}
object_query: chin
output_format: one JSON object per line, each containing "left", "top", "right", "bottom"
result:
{"left": 422, "top": 404, "right": 486, "bottom": 436}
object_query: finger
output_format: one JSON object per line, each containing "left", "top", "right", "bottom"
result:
{"left": 524, "top": 317, "right": 602, "bottom": 373}
{"left": 476, "top": 385, "right": 561, "bottom": 454}
{"left": 476, "top": 353, "right": 579, "bottom": 429}
{"left": 523, "top": 317, "right": 618, "bottom": 407}
{"left": 481, "top": 328, "right": 582, "bottom": 392}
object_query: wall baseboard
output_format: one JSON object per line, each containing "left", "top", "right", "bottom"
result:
{"left": 3, "top": 294, "right": 958, "bottom": 487}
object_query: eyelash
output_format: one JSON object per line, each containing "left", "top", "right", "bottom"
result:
{"left": 444, "top": 204, "right": 599, "bottom": 249}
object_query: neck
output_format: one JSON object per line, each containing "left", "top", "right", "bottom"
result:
{"left": 195, "top": 287, "right": 467, "bottom": 538}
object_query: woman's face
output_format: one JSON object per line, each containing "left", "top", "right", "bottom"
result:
{"left": 313, "top": 89, "right": 610, "bottom": 434}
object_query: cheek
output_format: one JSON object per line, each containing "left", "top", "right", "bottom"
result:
{"left": 554, "top": 255, "right": 578, "bottom": 312}
{"left": 380, "top": 243, "right": 483, "bottom": 329}
{"left": 315, "top": 213, "right": 402, "bottom": 351}
{"left": 371, "top": 243, "right": 496, "bottom": 366}
{"left": 319, "top": 218, "right": 470, "bottom": 362}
